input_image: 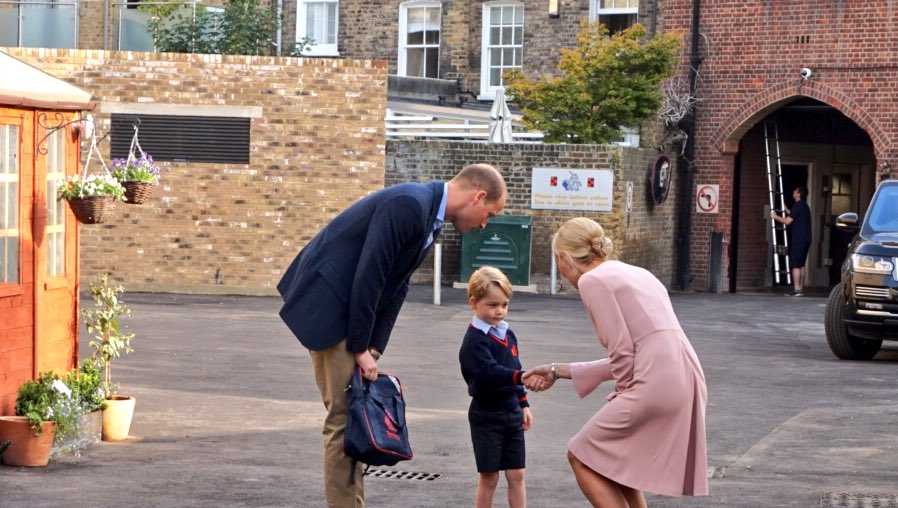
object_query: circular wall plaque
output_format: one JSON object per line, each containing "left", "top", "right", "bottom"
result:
{"left": 650, "top": 155, "right": 672, "bottom": 205}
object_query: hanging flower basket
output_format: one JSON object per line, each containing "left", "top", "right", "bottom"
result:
{"left": 112, "top": 132, "right": 161, "bottom": 206}
{"left": 57, "top": 174, "right": 125, "bottom": 225}
{"left": 67, "top": 195, "right": 115, "bottom": 224}
{"left": 122, "top": 181, "right": 155, "bottom": 205}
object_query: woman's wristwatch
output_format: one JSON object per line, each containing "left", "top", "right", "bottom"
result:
{"left": 550, "top": 363, "right": 559, "bottom": 381}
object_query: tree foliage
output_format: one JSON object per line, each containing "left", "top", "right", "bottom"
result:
{"left": 82, "top": 274, "right": 135, "bottom": 396}
{"left": 145, "top": 0, "right": 277, "bottom": 55}
{"left": 506, "top": 23, "right": 681, "bottom": 144}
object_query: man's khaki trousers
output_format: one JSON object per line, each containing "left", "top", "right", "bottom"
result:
{"left": 311, "top": 339, "right": 364, "bottom": 508}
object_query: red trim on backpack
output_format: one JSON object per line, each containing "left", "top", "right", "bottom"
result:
{"left": 354, "top": 368, "right": 413, "bottom": 461}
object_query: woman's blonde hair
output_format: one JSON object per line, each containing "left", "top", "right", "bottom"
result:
{"left": 553, "top": 217, "right": 614, "bottom": 264}
{"left": 467, "top": 266, "right": 513, "bottom": 301}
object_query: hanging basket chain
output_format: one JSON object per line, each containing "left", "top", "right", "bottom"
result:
{"left": 79, "top": 115, "right": 112, "bottom": 198}
{"left": 125, "top": 121, "right": 146, "bottom": 167}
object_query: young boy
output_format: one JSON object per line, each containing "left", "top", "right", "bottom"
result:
{"left": 459, "top": 266, "right": 532, "bottom": 508}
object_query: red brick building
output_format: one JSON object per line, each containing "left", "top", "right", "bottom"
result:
{"left": 663, "top": 1, "right": 895, "bottom": 292}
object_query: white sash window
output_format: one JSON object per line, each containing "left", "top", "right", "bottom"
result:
{"left": 591, "top": 0, "right": 638, "bottom": 35}
{"left": 398, "top": 2, "right": 441, "bottom": 79}
{"left": 480, "top": 3, "right": 523, "bottom": 99}
{"left": 298, "top": 0, "right": 339, "bottom": 56}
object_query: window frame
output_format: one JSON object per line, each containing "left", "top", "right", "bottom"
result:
{"left": 297, "top": 0, "right": 340, "bottom": 57}
{"left": 589, "top": 0, "right": 639, "bottom": 33}
{"left": 479, "top": 2, "right": 524, "bottom": 100}
{"left": 44, "top": 128, "right": 66, "bottom": 279}
{"left": 0, "top": 121, "right": 22, "bottom": 290}
{"left": 397, "top": 0, "right": 442, "bottom": 79}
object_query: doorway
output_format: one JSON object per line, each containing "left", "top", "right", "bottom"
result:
{"left": 0, "top": 108, "right": 80, "bottom": 415}
{"left": 730, "top": 99, "right": 877, "bottom": 292}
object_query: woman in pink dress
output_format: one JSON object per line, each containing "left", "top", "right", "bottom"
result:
{"left": 524, "top": 217, "right": 708, "bottom": 507}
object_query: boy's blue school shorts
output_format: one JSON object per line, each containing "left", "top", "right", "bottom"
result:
{"left": 468, "top": 407, "right": 526, "bottom": 473}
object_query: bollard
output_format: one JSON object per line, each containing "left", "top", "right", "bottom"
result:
{"left": 550, "top": 246, "right": 558, "bottom": 295}
{"left": 433, "top": 243, "right": 442, "bottom": 305}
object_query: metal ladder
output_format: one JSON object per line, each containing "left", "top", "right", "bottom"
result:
{"left": 763, "top": 120, "right": 792, "bottom": 286}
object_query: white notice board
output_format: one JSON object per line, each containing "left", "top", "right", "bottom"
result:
{"left": 531, "top": 168, "right": 614, "bottom": 212}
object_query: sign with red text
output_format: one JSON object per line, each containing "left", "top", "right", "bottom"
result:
{"left": 531, "top": 168, "right": 614, "bottom": 212}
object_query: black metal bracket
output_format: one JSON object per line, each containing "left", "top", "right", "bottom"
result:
{"left": 35, "top": 112, "right": 80, "bottom": 155}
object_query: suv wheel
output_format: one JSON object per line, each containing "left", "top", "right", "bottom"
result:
{"left": 825, "top": 283, "right": 882, "bottom": 360}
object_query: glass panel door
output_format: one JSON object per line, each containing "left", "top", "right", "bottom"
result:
{"left": 0, "top": 124, "right": 20, "bottom": 284}
{"left": 45, "top": 129, "right": 66, "bottom": 277}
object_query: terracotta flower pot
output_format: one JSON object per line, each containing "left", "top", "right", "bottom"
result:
{"left": 102, "top": 396, "right": 136, "bottom": 442}
{"left": 0, "top": 416, "right": 56, "bottom": 467}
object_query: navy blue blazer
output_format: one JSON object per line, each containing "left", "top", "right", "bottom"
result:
{"left": 277, "top": 181, "right": 444, "bottom": 354}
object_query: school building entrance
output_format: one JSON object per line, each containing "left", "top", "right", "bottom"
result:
{"left": 729, "top": 98, "right": 877, "bottom": 292}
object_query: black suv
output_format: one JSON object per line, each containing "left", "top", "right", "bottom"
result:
{"left": 825, "top": 179, "right": 898, "bottom": 360}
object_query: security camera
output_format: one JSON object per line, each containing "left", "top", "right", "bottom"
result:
{"left": 799, "top": 67, "right": 812, "bottom": 80}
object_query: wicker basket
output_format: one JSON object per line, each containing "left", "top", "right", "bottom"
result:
{"left": 122, "top": 181, "right": 154, "bottom": 205}
{"left": 67, "top": 196, "right": 114, "bottom": 224}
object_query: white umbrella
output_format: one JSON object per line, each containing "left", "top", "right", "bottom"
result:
{"left": 488, "top": 87, "right": 514, "bottom": 143}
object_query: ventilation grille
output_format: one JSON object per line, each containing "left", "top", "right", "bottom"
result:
{"left": 111, "top": 114, "right": 250, "bottom": 164}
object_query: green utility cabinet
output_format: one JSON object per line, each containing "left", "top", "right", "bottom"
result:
{"left": 460, "top": 215, "right": 533, "bottom": 286}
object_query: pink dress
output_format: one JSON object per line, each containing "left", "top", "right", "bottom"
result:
{"left": 567, "top": 261, "right": 708, "bottom": 496}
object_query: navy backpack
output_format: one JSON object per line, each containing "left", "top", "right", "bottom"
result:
{"left": 345, "top": 368, "right": 413, "bottom": 467}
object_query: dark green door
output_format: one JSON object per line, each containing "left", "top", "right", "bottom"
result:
{"left": 460, "top": 215, "right": 532, "bottom": 286}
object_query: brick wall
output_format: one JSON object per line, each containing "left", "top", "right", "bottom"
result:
{"left": 79, "top": 0, "right": 106, "bottom": 50}
{"left": 6, "top": 48, "right": 386, "bottom": 295}
{"left": 292, "top": 0, "right": 655, "bottom": 95}
{"left": 386, "top": 140, "right": 680, "bottom": 289}
{"left": 662, "top": 0, "right": 898, "bottom": 291}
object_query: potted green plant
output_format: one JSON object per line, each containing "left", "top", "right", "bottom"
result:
{"left": 0, "top": 373, "right": 81, "bottom": 467}
{"left": 57, "top": 173, "right": 125, "bottom": 224}
{"left": 82, "top": 274, "right": 136, "bottom": 442}
{"left": 57, "top": 359, "right": 106, "bottom": 452}
{"left": 112, "top": 153, "right": 161, "bottom": 205}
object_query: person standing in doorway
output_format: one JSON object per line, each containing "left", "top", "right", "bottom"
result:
{"left": 771, "top": 186, "right": 812, "bottom": 296}
{"left": 277, "top": 164, "right": 507, "bottom": 508}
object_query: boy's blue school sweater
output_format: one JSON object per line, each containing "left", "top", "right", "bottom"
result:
{"left": 459, "top": 323, "right": 529, "bottom": 412}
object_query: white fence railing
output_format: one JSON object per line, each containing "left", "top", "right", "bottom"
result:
{"left": 385, "top": 111, "right": 641, "bottom": 147}
{"left": 385, "top": 110, "right": 544, "bottom": 143}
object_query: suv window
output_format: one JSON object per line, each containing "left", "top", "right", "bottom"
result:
{"left": 862, "top": 184, "right": 898, "bottom": 235}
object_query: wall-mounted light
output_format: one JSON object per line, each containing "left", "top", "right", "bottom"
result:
{"left": 548, "top": 0, "right": 559, "bottom": 18}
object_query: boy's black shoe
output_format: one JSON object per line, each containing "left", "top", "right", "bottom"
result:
{"left": 788, "top": 290, "right": 803, "bottom": 297}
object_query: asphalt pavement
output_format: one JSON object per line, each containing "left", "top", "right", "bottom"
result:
{"left": 2, "top": 287, "right": 897, "bottom": 508}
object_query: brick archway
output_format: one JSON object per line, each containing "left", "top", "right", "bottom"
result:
{"left": 714, "top": 79, "right": 888, "bottom": 160}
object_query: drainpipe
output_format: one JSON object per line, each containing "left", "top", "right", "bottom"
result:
{"left": 276, "top": 0, "right": 283, "bottom": 55}
{"left": 649, "top": 0, "right": 658, "bottom": 37}
{"left": 103, "top": 0, "right": 109, "bottom": 50}
{"left": 675, "top": 0, "right": 702, "bottom": 290}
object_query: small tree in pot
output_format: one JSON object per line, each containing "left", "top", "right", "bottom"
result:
{"left": 82, "top": 274, "right": 136, "bottom": 442}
